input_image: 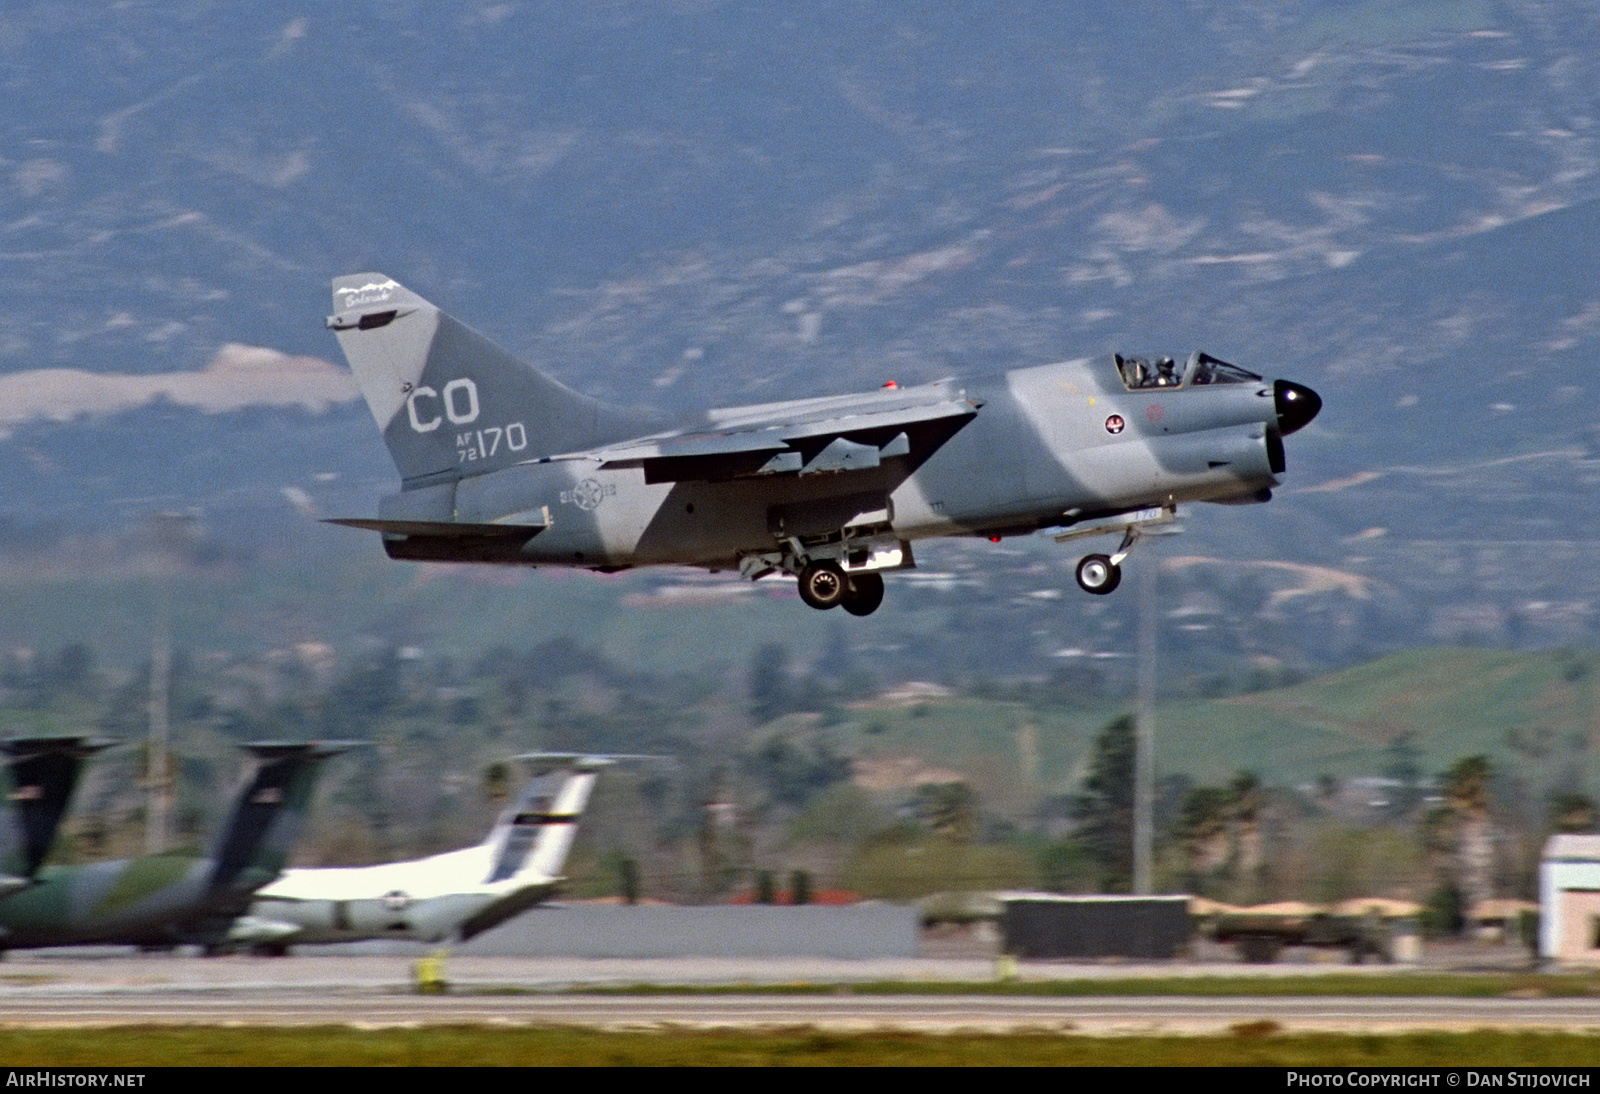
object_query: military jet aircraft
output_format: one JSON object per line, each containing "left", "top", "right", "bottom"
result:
{"left": 0, "top": 737, "right": 112, "bottom": 899}
{"left": 327, "top": 274, "right": 1321, "bottom": 614}
{"left": 234, "top": 753, "right": 610, "bottom": 952}
{"left": 0, "top": 742, "right": 346, "bottom": 951}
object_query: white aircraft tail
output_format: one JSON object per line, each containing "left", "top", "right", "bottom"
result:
{"left": 480, "top": 754, "right": 613, "bottom": 887}
{"left": 326, "top": 274, "right": 658, "bottom": 485}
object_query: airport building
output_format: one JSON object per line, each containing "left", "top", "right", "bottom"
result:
{"left": 1539, "top": 834, "right": 1600, "bottom": 965}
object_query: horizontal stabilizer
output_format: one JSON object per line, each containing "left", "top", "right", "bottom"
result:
{"left": 326, "top": 517, "right": 547, "bottom": 538}
{"left": 238, "top": 741, "right": 360, "bottom": 762}
{"left": 515, "top": 752, "right": 668, "bottom": 774}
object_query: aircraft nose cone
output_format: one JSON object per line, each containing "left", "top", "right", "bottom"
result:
{"left": 1274, "top": 380, "right": 1322, "bottom": 436}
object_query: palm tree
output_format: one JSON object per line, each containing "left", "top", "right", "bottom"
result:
{"left": 1437, "top": 756, "right": 1495, "bottom": 920}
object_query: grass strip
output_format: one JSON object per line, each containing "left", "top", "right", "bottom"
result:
{"left": 0, "top": 1026, "right": 1596, "bottom": 1067}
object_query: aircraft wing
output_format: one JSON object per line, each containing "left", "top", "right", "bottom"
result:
{"left": 574, "top": 389, "right": 979, "bottom": 484}
{"left": 457, "top": 880, "right": 562, "bottom": 941}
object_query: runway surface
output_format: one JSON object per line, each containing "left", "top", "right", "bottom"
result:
{"left": 7, "top": 991, "right": 1600, "bottom": 1034}
{"left": 0, "top": 953, "right": 1597, "bottom": 1034}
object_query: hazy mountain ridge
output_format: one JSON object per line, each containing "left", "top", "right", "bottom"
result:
{"left": 4, "top": 4, "right": 1594, "bottom": 391}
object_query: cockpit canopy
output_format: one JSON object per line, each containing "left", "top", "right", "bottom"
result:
{"left": 1115, "top": 351, "right": 1261, "bottom": 391}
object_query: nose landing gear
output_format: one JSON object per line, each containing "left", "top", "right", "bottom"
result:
{"left": 1054, "top": 505, "right": 1182, "bottom": 597}
{"left": 1074, "top": 553, "right": 1121, "bottom": 595}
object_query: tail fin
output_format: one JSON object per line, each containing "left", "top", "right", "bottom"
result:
{"left": 326, "top": 273, "right": 656, "bottom": 485}
{"left": 207, "top": 741, "right": 351, "bottom": 894}
{"left": 0, "top": 737, "right": 111, "bottom": 884}
{"left": 481, "top": 754, "right": 612, "bottom": 885}
{"left": 456, "top": 754, "right": 611, "bottom": 941}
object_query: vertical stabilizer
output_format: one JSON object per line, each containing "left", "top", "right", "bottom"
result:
{"left": 456, "top": 754, "right": 612, "bottom": 941}
{"left": 326, "top": 273, "right": 658, "bottom": 485}
{"left": 0, "top": 737, "right": 111, "bottom": 883}
{"left": 207, "top": 742, "right": 350, "bottom": 894}
{"left": 483, "top": 754, "right": 612, "bottom": 885}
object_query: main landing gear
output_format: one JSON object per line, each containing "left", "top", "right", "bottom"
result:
{"left": 1055, "top": 505, "right": 1183, "bottom": 596}
{"left": 798, "top": 561, "right": 885, "bottom": 616}
{"left": 739, "top": 535, "right": 906, "bottom": 617}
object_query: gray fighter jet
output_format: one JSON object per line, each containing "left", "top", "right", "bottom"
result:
{"left": 327, "top": 274, "right": 1321, "bottom": 614}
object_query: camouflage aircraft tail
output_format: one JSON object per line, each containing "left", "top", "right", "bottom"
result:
{"left": 206, "top": 742, "right": 351, "bottom": 896}
{"left": 326, "top": 273, "right": 659, "bottom": 486}
{"left": 0, "top": 737, "right": 111, "bottom": 890}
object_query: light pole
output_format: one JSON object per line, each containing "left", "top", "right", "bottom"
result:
{"left": 146, "top": 511, "right": 195, "bottom": 855}
{"left": 1133, "top": 546, "right": 1156, "bottom": 895}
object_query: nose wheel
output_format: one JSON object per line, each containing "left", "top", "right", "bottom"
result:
{"left": 1054, "top": 505, "right": 1181, "bottom": 596}
{"left": 1075, "top": 553, "right": 1122, "bottom": 595}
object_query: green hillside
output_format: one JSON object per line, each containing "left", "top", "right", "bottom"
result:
{"left": 786, "top": 648, "right": 1597, "bottom": 807}
{"left": 1166, "top": 648, "right": 1595, "bottom": 786}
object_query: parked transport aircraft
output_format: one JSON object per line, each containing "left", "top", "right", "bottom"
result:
{"left": 0, "top": 742, "right": 346, "bottom": 951}
{"left": 236, "top": 753, "right": 611, "bottom": 952}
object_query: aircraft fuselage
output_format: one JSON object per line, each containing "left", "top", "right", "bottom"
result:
{"left": 0, "top": 856, "right": 237, "bottom": 948}
{"left": 376, "top": 358, "right": 1283, "bottom": 571}
{"left": 328, "top": 273, "right": 1321, "bottom": 611}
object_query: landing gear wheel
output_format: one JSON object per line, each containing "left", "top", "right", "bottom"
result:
{"left": 1075, "top": 553, "right": 1122, "bottom": 595}
{"left": 798, "top": 561, "right": 849, "bottom": 610}
{"left": 841, "top": 571, "right": 885, "bottom": 617}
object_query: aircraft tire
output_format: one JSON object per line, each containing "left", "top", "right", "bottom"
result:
{"left": 1075, "top": 554, "right": 1122, "bottom": 595}
{"left": 1237, "top": 934, "right": 1282, "bottom": 964}
{"left": 841, "top": 572, "right": 885, "bottom": 616}
{"left": 798, "top": 561, "right": 849, "bottom": 610}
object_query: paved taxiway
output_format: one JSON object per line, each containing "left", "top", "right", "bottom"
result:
{"left": 0, "top": 953, "right": 1597, "bottom": 1034}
